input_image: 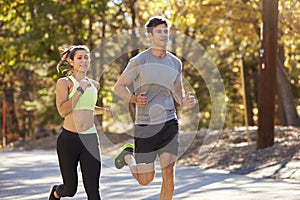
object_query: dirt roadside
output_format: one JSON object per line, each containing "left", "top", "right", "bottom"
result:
{"left": 2, "top": 126, "right": 300, "bottom": 182}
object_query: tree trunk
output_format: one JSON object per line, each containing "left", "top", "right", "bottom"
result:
{"left": 276, "top": 58, "right": 300, "bottom": 126}
{"left": 276, "top": 44, "right": 287, "bottom": 125}
{"left": 242, "top": 58, "right": 255, "bottom": 126}
{"left": 4, "top": 71, "right": 20, "bottom": 138}
{"left": 98, "top": 17, "right": 105, "bottom": 127}
{"left": 128, "top": 0, "right": 138, "bottom": 123}
{"left": 257, "top": 0, "right": 278, "bottom": 149}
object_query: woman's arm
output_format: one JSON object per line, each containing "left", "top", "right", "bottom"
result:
{"left": 94, "top": 106, "right": 113, "bottom": 116}
{"left": 55, "top": 78, "right": 82, "bottom": 118}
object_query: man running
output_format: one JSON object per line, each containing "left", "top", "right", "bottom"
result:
{"left": 113, "top": 16, "right": 195, "bottom": 200}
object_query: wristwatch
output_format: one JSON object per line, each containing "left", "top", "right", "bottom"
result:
{"left": 76, "top": 86, "right": 84, "bottom": 94}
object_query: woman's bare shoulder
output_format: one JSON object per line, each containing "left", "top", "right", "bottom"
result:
{"left": 57, "top": 77, "right": 71, "bottom": 83}
{"left": 56, "top": 77, "right": 72, "bottom": 88}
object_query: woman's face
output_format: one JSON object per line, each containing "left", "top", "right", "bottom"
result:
{"left": 70, "top": 50, "right": 90, "bottom": 72}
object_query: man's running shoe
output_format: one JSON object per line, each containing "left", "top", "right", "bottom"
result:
{"left": 114, "top": 144, "right": 134, "bottom": 169}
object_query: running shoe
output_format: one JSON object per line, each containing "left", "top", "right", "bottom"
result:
{"left": 114, "top": 143, "right": 134, "bottom": 169}
{"left": 48, "top": 185, "right": 60, "bottom": 200}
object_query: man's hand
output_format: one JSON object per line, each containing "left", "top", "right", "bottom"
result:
{"left": 135, "top": 92, "right": 147, "bottom": 108}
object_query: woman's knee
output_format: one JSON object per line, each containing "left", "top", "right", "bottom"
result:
{"left": 58, "top": 185, "right": 77, "bottom": 197}
{"left": 65, "top": 188, "right": 77, "bottom": 197}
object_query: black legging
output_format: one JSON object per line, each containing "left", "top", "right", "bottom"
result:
{"left": 55, "top": 128, "right": 101, "bottom": 200}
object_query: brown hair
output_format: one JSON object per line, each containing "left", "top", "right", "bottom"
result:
{"left": 145, "top": 16, "right": 170, "bottom": 34}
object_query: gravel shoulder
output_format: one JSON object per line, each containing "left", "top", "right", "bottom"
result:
{"left": 3, "top": 126, "right": 300, "bottom": 181}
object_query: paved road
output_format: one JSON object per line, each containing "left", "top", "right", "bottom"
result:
{"left": 1, "top": 150, "right": 300, "bottom": 200}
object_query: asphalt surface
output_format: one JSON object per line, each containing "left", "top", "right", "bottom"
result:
{"left": 1, "top": 150, "right": 300, "bottom": 200}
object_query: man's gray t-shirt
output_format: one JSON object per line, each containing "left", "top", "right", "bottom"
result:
{"left": 122, "top": 48, "right": 182, "bottom": 125}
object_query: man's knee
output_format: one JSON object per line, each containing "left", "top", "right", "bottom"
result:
{"left": 136, "top": 163, "right": 155, "bottom": 185}
{"left": 137, "top": 174, "right": 155, "bottom": 186}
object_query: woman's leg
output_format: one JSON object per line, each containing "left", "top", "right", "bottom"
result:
{"left": 55, "top": 129, "right": 80, "bottom": 197}
{"left": 79, "top": 134, "right": 101, "bottom": 200}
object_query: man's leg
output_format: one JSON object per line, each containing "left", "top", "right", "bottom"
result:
{"left": 124, "top": 154, "right": 155, "bottom": 186}
{"left": 159, "top": 152, "right": 177, "bottom": 200}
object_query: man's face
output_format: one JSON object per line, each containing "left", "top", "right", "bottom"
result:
{"left": 149, "top": 24, "right": 169, "bottom": 49}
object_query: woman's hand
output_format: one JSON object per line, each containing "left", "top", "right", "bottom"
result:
{"left": 104, "top": 107, "right": 113, "bottom": 117}
{"left": 94, "top": 106, "right": 113, "bottom": 116}
{"left": 79, "top": 78, "right": 90, "bottom": 91}
{"left": 181, "top": 92, "right": 196, "bottom": 108}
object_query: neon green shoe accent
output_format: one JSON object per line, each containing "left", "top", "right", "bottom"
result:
{"left": 114, "top": 144, "right": 134, "bottom": 169}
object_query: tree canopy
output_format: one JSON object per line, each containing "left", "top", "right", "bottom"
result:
{"left": 0, "top": 0, "right": 299, "bottom": 141}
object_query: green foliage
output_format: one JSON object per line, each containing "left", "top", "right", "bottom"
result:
{"left": 0, "top": 0, "right": 299, "bottom": 139}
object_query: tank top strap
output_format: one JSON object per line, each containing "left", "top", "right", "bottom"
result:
{"left": 68, "top": 75, "right": 78, "bottom": 84}
{"left": 68, "top": 75, "right": 79, "bottom": 99}
{"left": 86, "top": 77, "right": 93, "bottom": 86}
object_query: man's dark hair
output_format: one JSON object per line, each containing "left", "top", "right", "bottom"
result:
{"left": 145, "top": 16, "right": 169, "bottom": 33}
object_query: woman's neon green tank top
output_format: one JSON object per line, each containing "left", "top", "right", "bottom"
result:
{"left": 68, "top": 75, "right": 97, "bottom": 111}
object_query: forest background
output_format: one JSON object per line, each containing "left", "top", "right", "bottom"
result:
{"left": 0, "top": 0, "right": 299, "bottom": 144}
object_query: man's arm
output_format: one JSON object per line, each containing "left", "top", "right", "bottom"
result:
{"left": 173, "top": 82, "right": 185, "bottom": 105}
{"left": 113, "top": 75, "right": 137, "bottom": 103}
{"left": 173, "top": 82, "right": 196, "bottom": 107}
{"left": 114, "top": 75, "right": 147, "bottom": 107}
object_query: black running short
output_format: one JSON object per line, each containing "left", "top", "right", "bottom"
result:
{"left": 134, "top": 118, "right": 179, "bottom": 164}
